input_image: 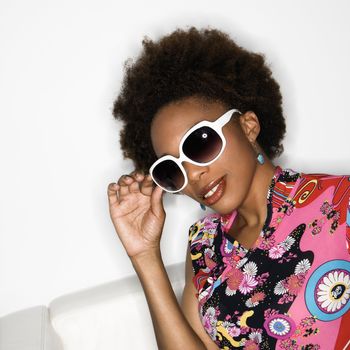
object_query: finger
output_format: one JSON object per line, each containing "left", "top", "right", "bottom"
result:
{"left": 151, "top": 185, "right": 165, "bottom": 218}
{"left": 118, "top": 175, "right": 134, "bottom": 196}
{"left": 107, "top": 182, "right": 120, "bottom": 207}
{"left": 140, "top": 174, "right": 154, "bottom": 196}
{"left": 126, "top": 172, "right": 145, "bottom": 193}
{"left": 129, "top": 179, "right": 141, "bottom": 193}
{"left": 129, "top": 171, "right": 145, "bottom": 182}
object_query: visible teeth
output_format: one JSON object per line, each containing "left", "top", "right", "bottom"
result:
{"left": 204, "top": 183, "right": 220, "bottom": 198}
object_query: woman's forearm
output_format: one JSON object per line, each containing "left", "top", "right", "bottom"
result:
{"left": 130, "top": 249, "right": 206, "bottom": 350}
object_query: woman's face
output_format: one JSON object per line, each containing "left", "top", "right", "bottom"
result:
{"left": 150, "top": 96, "right": 262, "bottom": 215}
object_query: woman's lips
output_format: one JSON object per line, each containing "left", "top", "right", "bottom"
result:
{"left": 201, "top": 176, "right": 226, "bottom": 206}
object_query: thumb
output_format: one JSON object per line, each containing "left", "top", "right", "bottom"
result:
{"left": 151, "top": 185, "right": 165, "bottom": 218}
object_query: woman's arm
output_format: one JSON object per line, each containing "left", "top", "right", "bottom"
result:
{"left": 131, "top": 249, "right": 207, "bottom": 350}
{"left": 181, "top": 245, "right": 220, "bottom": 349}
{"left": 107, "top": 172, "right": 207, "bottom": 349}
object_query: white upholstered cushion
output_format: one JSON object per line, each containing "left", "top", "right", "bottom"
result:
{"left": 49, "top": 262, "right": 185, "bottom": 350}
{"left": 0, "top": 305, "right": 63, "bottom": 350}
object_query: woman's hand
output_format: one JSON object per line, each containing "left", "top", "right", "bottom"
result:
{"left": 107, "top": 172, "right": 165, "bottom": 259}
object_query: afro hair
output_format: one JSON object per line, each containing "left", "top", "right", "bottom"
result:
{"left": 112, "top": 26, "right": 286, "bottom": 173}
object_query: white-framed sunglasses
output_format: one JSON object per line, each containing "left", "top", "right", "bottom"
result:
{"left": 149, "top": 108, "right": 242, "bottom": 193}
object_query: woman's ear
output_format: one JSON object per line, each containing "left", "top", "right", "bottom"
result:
{"left": 238, "top": 111, "right": 261, "bottom": 143}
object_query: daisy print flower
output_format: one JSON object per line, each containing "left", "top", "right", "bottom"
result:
{"left": 243, "top": 261, "right": 258, "bottom": 277}
{"left": 248, "top": 329, "right": 263, "bottom": 344}
{"left": 280, "top": 235, "right": 295, "bottom": 251}
{"left": 201, "top": 306, "right": 218, "bottom": 340}
{"left": 274, "top": 280, "right": 288, "bottom": 295}
{"left": 316, "top": 269, "right": 350, "bottom": 313}
{"left": 239, "top": 274, "right": 258, "bottom": 295}
{"left": 294, "top": 259, "right": 311, "bottom": 275}
{"left": 268, "top": 244, "right": 286, "bottom": 259}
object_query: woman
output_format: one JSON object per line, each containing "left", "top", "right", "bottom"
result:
{"left": 107, "top": 26, "right": 350, "bottom": 349}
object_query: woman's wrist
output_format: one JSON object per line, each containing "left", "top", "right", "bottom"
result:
{"left": 130, "top": 247, "right": 163, "bottom": 269}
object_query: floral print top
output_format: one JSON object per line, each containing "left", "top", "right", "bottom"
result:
{"left": 188, "top": 165, "right": 350, "bottom": 349}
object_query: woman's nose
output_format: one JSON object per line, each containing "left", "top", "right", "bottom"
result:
{"left": 183, "top": 161, "right": 208, "bottom": 183}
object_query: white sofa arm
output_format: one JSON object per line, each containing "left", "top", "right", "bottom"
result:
{"left": 49, "top": 261, "right": 186, "bottom": 350}
{"left": 0, "top": 305, "right": 64, "bottom": 350}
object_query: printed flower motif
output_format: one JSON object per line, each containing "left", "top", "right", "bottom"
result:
{"left": 278, "top": 293, "right": 295, "bottom": 304}
{"left": 243, "top": 339, "right": 259, "bottom": 350}
{"left": 320, "top": 200, "right": 333, "bottom": 215}
{"left": 223, "top": 238, "right": 233, "bottom": 255}
{"left": 239, "top": 325, "right": 250, "bottom": 335}
{"left": 280, "top": 235, "right": 295, "bottom": 251}
{"left": 225, "top": 323, "right": 241, "bottom": 337}
{"left": 270, "top": 207, "right": 285, "bottom": 228}
{"left": 256, "top": 272, "right": 269, "bottom": 285}
{"left": 223, "top": 254, "right": 240, "bottom": 268}
{"left": 268, "top": 245, "right": 286, "bottom": 259}
{"left": 308, "top": 218, "right": 325, "bottom": 236}
{"left": 245, "top": 299, "right": 258, "bottom": 308}
{"left": 311, "top": 225, "right": 322, "bottom": 236}
{"left": 264, "top": 308, "right": 279, "bottom": 319}
{"left": 258, "top": 235, "right": 275, "bottom": 250}
{"left": 330, "top": 219, "right": 339, "bottom": 234}
{"left": 294, "top": 259, "right": 311, "bottom": 275}
{"left": 203, "top": 248, "right": 217, "bottom": 271}
{"left": 264, "top": 314, "right": 296, "bottom": 340}
{"left": 201, "top": 306, "right": 218, "bottom": 340}
{"left": 280, "top": 339, "right": 298, "bottom": 350}
{"left": 268, "top": 318, "right": 290, "bottom": 336}
{"left": 245, "top": 291, "right": 266, "bottom": 308}
{"left": 243, "top": 261, "right": 258, "bottom": 277}
{"left": 300, "top": 315, "right": 317, "bottom": 327}
{"left": 252, "top": 291, "right": 266, "bottom": 302}
{"left": 316, "top": 270, "right": 350, "bottom": 312}
{"left": 225, "top": 268, "right": 244, "bottom": 296}
{"left": 274, "top": 280, "right": 288, "bottom": 295}
{"left": 332, "top": 211, "right": 340, "bottom": 220}
{"left": 286, "top": 274, "right": 305, "bottom": 295}
{"left": 280, "top": 201, "right": 294, "bottom": 216}
{"left": 239, "top": 274, "right": 258, "bottom": 295}
{"left": 248, "top": 329, "right": 262, "bottom": 343}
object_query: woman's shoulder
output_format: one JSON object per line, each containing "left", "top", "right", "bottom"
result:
{"left": 294, "top": 168, "right": 350, "bottom": 227}
{"left": 298, "top": 168, "right": 350, "bottom": 181}
{"left": 296, "top": 169, "right": 350, "bottom": 202}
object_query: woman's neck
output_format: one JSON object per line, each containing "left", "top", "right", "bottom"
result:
{"left": 227, "top": 161, "right": 277, "bottom": 247}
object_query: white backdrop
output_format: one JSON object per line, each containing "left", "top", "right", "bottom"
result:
{"left": 0, "top": 0, "right": 349, "bottom": 317}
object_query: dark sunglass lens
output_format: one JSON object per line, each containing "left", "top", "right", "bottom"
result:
{"left": 183, "top": 126, "right": 222, "bottom": 163}
{"left": 152, "top": 159, "right": 185, "bottom": 191}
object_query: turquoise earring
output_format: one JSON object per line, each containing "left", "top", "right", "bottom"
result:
{"left": 200, "top": 203, "right": 206, "bottom": 210}
{"left": 257, "top": 153, "right": 265, "bottom": 164}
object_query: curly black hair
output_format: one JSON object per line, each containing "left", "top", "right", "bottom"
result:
{"left": 112, "top": 26, "right": 286, "bottom": 174}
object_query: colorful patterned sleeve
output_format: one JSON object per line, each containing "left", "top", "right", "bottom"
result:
{"left": 187, "top": 213, "right": 222, "bottom": 298}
